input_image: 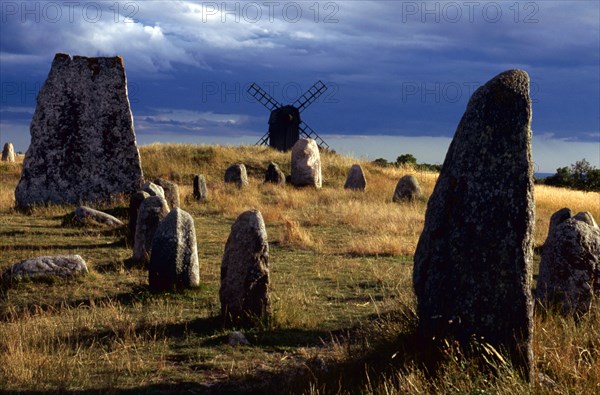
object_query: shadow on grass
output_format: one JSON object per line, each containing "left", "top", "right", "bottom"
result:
{"left": 0, "top": 237, "right": 128, "bottom": 252}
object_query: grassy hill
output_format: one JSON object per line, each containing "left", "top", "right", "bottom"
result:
{"left": 0, "top": 144, "right": 598, "bottom": 394}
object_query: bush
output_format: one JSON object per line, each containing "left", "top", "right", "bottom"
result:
{"left": 544, "top": 159, "right": 600, "bottom": 192}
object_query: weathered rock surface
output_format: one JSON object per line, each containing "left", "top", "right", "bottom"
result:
{"left": 193, "top": 174, "right": 208, "bottom": 201}
{"left": 133, "top": 196, "right": 169, "bottom": 264}
{"left": 2, "top": 142, "right": 15, "bottom": 162}
{"left": 224, "top": 164, "right": 248, "bottom": 188}
{"left": 148, "top": 208, "right": 199, "bottom": 292}
{"left": 220, "top": 210, "right": 270, "bottom": 326}
{"left": 153, "top": 178, "right": 180, "bottom": 209}
{"left": 264, "top": 162, "right": 286, "bottom": 185}
{"left": 413, "top": 70, "right": 535, "bottom": 380}
{"left": 291, "top": 139, "right": 322, "bottom": 188}
{"left": 15, "top": 53, "right": 143, "bottom": 208}
{"left": 536, "top": 211, "right": 600, "bottom": 316}
{"left": 3, "top": 255, "right": 88, "bottom": 282}
{"left": 142, "top": 181, "right": 164, "bottom": 198}
{"left": 548, "top": 207, "right": 572, "bottom": 235}
{"left": 344, "top": 164, "right": 367, "bottom": 191}
{"left": 73, "top": 206, "right": 123, "bottom": 227}
{"left": 128, "top": 191, "right": 149, "bottom": 239}
{"left": 393, "top": 175, "right": 422, "bottom": 201}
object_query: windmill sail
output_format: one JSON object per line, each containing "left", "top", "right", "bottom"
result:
{"left": 293, "top": 80, "right": 328, "bottom": 113}
{"left": 247, "top": 83, "right": 281, "bottom": 111}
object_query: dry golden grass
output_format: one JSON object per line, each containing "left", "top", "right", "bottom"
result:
{"left": 0, "top": 143, "right": 599, "bottom": 394}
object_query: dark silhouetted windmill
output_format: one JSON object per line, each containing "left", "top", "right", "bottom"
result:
{"left": 248, "top": 81, "right": 329, "bottom": 151}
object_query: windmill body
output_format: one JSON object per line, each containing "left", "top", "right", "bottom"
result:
{"left": 248, "top": 81, "right": 329, "bottom": 151}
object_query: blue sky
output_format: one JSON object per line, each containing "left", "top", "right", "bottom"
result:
{"left": 1, "top": 1, "right": 599, "bottom": 172}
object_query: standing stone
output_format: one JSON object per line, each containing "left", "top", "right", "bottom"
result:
{"left": 14, "top": 53, "right": 143, "bottom": 208}
{"left": 224, "top": 163, "right": 248, "bottom": 188}
{"left": 344, "top": 164, "right": 367, "bottom": 191}
{"left": 220, "top": 210, "right": 270, "bottom": 326}
{"left": 291, "top": 139, "right": 322, "bottom": 188}
{"left": 264, "top": 162, "right": 286, "bottom": 185}
{"left": 393, "top": 175, "right": 422, "bottom": 202}
{"left": 2, "top": 142, "right": 15, "bottom": 162}
{"left": 413, "top": 70, "right": 535, "bottom": 380}
{"left": 142, "top": 181, "right": 164, "bottom": 198}
{"left": 72, "top": 206, "right": 124, "bottom": 227}
{"left": 193, "top": 174, "right": 208, "bottom": 201}
{"left": 129, "top": 191, "right": 149, "bottom": 239}
{"left": 536, "top": 211, "right": 600, "bottom": 316}
{"left": 154, "top": 178, "right": 180, "bottom": 209}
{"left": 3, "top": 255, "right": 88, "bottom": 282}
{"left": 148, "top": 208, "right": 199, "bottom": 292}
{"left": 133, "top": 196, "right": 169, "bottom": 264}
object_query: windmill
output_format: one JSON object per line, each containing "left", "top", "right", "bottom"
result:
{"left": 247, "top": 80, "right": 329, "bottom": 151}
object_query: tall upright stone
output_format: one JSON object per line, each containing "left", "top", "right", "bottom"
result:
{"left": 413, "top": 70, "right": 535, "bottom": 380}
{"left": 148, "top": 208, "right": 200, "bottom": 292}
{"left": 2, "top": 143, "right": 15, "bottom": 162}
{"left": 133, "top": 196, "right": 169, "bottom": 264}
{"left": 344, "top": 164, "right": 366, "bottom": 191}
{"left": 193, "top": 174, "right": 208, "bottom": 201}
{"left": 291, "top": 138, "right": 322, "bottom": 188}
{"left": 536, "top": 211, "right": 600, "bottom": 316}
{"left": 393, "top": 175, "right": 422, "bottom": 202}
{"left": 264, "top": 162, "right": 286, "bottom": 185}
{"left": 220, "top": 210, "right": 270, "bottom": 326}
{"left": 128, "top": 191, "right": 149, "bottom": 239}
{"left": 15, "top": 53, "right": 143, "bottom": 208}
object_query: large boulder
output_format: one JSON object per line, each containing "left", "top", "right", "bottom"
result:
{"left": 15, "top": 53, "right": 143, "bottom": 208}
{"left": 393, "top": 175, "right": 422, "bottom": 202}
{"left": 148, "top": 208, "right": 200, "bottom": 292}
{"left": 220, "top": 210, "right": 270, "bottom": 326}
{"left": 154, "top": 178, "right": 180, "bottom": 209}
{"left": 193, "top": 174, "right": 208, "bottom": 202}
{"left": 413, "top": 70, "right": 535, "bottom": 380}
{"left": 2, "top": 142, "right": 15, "bottom": 162}
{"left": 224, "top": 163, "right": 248, "bottom": 188}
{"left": 344, "top": 164, "right": 367, "bottom": 191}
{"left": 73, "top": 206, "right": 124, "bottom": 227}
{"left": 128, "top": 191, "right": 149, "bottom": 239}
{"left": 536, "top": 211, "right": 600, "bottom": 316}
{"left": 291, "top": 139, "right": 322, "bottom": 188}
{"left": 264, "top": 162, "right": 286, "bottom": 185}
{"left": 133, "top": 196, "right": 169, "bottom": 264}
{"left": 3, "top": 255, "right": 88, "bottom": 282}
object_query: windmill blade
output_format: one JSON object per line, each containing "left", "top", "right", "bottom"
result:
{"left": 255, "top": 130, "right": 270, "bottom": 146}
{"left": 247, "top": 83, "right": 282, "bottom": 112}
{"left": 299, "top": 121, "right": 329, "bottom": 150}
{"left": 294, "top": 80, "right": 328, "bottom": 113}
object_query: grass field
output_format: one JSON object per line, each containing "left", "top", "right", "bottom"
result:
{"left": 0, "top": 144, "right": 598, "bottom": 394}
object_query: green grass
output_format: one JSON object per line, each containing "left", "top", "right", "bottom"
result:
{"left": 0, "top": 144, "right": 598, "bottom": 394}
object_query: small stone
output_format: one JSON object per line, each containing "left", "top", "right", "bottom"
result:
{"left": 73, "top": 206, "right": 124, "bottom": 227}
{"left": 291, "top": 138, "right": 322, "bottom": 188}
{"left": 264, "top": 162, "right": 286, "bottom": 185}
{"left": 393, "top": 175, "right": 422, "bottom": 202}
{"left": 344, "top": 164, "right": 367, "bottom": 191}
{"left": 536, "top": 211, "right": 600, "bottom": 316}
{"left": 3, "top": 255, "right": 88, "bottom": 282}
{"left": 14, "top": 53, "right": 143, "bottom": 208}
{"left": 128, "top": 191, "right": 149, "bottom": 239}
{"left": 154, "top": 178, "right": 180, "bottom": 209}
{"left": 220, "top": 210, "right": 270, "bottom": 326}
{"left": 228, "top": 331, "right": 250, "bottom": 346}
{"left": 148, "top": 208, "right": 199, "bottom": 292}
{"left": 548, "top": 207, "right": 572, "bottom": 235}
{"left": 193, "top": 174, "right": 208, "bottom": 201}
{"left": 142, "top": 181, "right": 165, "bottom": 198}
{"left": 133, "top": 196, "right": 169, "bottom": 264}
{"left": 2, "top": 142, "right": 15, "bottom": 162}
{"left": 224, "top": 164, "right": 248, "bottom": 188}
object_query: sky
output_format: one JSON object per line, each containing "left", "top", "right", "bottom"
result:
{"left": 1, "top": 0, "right": 599, "bottom": 172}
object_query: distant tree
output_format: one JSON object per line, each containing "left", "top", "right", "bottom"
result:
{"left": 372, "top": 158, "right": 390, "bottom": 167}
{"left": 396, "top": 154, "right": 417, "bottom": 166}
{"left": 544, "top": 159, "right": 600, "bottom": 192}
